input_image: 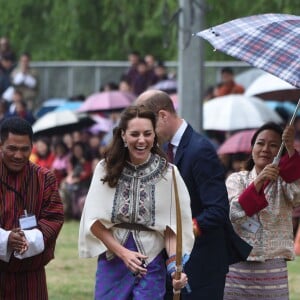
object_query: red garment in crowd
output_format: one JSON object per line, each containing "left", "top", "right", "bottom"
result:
{"left": 34, "top": 153, "right": 55, "bottom": 170}
{"left": 215, "top": 81, "right": 245, "bottom": 97}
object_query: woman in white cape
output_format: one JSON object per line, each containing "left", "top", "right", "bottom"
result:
{"left": 78, "top": 105, "right": 194, "bottom": 300}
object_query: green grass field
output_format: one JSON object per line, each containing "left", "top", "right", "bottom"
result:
{"left": 46, "top": 221, "right": 300, "bottom": 300}
{"left": 46, "top": 221, "right": 96, "bottom": 300}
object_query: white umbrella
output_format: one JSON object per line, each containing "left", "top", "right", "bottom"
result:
{"left": 32, "top": 110, "right": 95, "bottom": 136}
{"left": 245, "top": 73, "right": 300, "bottom": 101}
{"left": 203, "top": 94, "right": 283, "bottom": 131}
{"left": 235, "top": 68, "right": 266, "bottom": 89}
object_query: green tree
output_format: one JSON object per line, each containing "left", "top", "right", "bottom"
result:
{"left": 204, "top": 0, "right": 300, "bottom": 60}
{"left": 0, "top": 0, "right": 299, "bottom": 61}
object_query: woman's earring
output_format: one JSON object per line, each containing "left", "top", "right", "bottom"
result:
{"left": 124, "top": 141, "right": 128, "bottom": 148}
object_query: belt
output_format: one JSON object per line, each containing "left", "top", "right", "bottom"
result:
{"left": 114, "top": 223, "right": 153, "bottom": 232}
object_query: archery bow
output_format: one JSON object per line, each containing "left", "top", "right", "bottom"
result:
{"left": 172, "top": 166, "right": 182, "bottom": 300}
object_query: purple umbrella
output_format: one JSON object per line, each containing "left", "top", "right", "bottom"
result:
{"left": 78, "top": 91, "right": 136, "bottom": 113}
{"left": 88, "top": 115, "right": 113, "bottom": 134}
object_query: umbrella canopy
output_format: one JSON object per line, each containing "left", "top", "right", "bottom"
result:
{"left": 203, "top": 94, "right": 283, "bottom": 131}
{"left": 34, "top": 98, "right": 68, "bottom": 118}
{"left": 32, "top": 110, "right": 95, "bottom": 136}
{"left": 235, "top": 68, "right": 266, "bottom": 89}
{"left": 245, "top": 73, "right": 300, "bottom": 101}
{"left": 169, "top": 93, "right": 178, "bottom": 110}
{"left": 77, "top": 91, "right": 136, "bottom": 113}
{"left": 54, "top": 101, "right": 83, "bottom": 111}
{"left": 265, "top": 100, "right": 300, "bottom": 118}
{"left": 196, "top": 13, "right": 300, "bottom": 87}
{"left": 149, "top": 79, "right": 177, "bottom": 94}
{"left": 217, "top": 129, "right": 256, "bottom": 155}
{"left": 88, "top": 114, "right": 113, "bottom": 134}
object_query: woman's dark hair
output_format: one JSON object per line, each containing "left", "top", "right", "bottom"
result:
{"left": 35, "top": 136, "right": 52, "bottom": 157}
{"left": 245, "top": 122, "right": 284, "bottom": 171}
{"left": 70, "top": 141, "right": 92, "bottom": 167}
{"left": 54, "top": 140, "right": 69, "bottom": 155}
{"left": 0, "top": 116, "right": 33, "bottom": 143}
{"left": 102, "top": 105, "right": 167, "bottom": 187}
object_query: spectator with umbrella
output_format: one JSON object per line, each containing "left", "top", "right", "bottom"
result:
{"left": 224, "top": 122, "right": 300, "bottom": 299}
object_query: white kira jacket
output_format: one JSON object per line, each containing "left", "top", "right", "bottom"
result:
{"left": 78, "top": 154, "right": 194, "bottom": 264}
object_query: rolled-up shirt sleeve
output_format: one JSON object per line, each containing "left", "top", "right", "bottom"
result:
{"left": 0, "top": 228, "right": 12, "bottom": 262}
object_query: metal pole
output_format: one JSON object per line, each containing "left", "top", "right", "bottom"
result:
{"left": 178, "top": 0, "right": 205, "bottom": 132}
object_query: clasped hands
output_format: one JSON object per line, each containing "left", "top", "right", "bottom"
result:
{"left": 122, "top": 249, "right": 188, "bottom": 290}
{"left": 8, "top": 228, "right": 29, "bottom": 254}
{"left": 122, "top": 249, "right": 148, "bottom": 278}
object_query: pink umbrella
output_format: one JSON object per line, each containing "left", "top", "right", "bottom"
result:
{"left": 78, "top": 91, "right": 136, "bottom": 113}
{"left": 169, "top": 93, "right": 178, "bottom": 110}
{"left": 217, "top": 129, "right": 257, "bottom": 155}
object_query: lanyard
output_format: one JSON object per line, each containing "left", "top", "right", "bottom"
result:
{"left": 0, "top": 177, "right": 24, "bottom": 202}
{"left": 0, "top": 166, "right": 31, "bottom": 211}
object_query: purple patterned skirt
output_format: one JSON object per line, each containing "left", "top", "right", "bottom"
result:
{"left": 94, "top": 233, "right": 166, "bottom": 300}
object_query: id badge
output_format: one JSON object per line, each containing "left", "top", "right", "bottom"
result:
{"left": 241, "top": 217, "right": 261, "bottom": 234}
{"left": 19, "top": 211, "right": 37, "bottom": 230}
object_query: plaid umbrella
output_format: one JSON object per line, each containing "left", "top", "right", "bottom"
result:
{"left": 196, "top": 13, "right": 300, "bottom": 87}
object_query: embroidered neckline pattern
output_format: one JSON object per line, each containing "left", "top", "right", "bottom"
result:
{"left": 111, "top": 154, "right": 167, "bottom": 226}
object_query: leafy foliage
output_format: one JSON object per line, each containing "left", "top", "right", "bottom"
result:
{"left": 0, "top": 0, "right": 299, "bottom": 61}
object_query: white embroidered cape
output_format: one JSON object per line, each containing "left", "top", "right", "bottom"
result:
{"left": 78, "top": 154, "right": 194, "bottom": 264}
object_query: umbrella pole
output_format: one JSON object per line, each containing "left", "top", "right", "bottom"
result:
{"left": 273, "top": 98, "right": 300, "bottom": 165}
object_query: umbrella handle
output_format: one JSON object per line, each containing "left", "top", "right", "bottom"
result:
{"left": 265, "top": 98, "right": 300, "bottom": 195}
{"left": 273, "top": 98, "right": 300, "bottom": 166}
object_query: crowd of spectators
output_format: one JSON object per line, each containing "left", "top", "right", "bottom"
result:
{"left": 0, "top": 36, "right": 38, "bottom": 125}
{"left": 0, "top": 41, "right": 178, "bottom": 219}
{"left": 100, "top": 51, "right": 176, "bottom": 96}
{"left": 4, "top": 40, "right": 292, "bottom": 224}
{"left": 29, "top": 131, "right": 104, "bottom": 220}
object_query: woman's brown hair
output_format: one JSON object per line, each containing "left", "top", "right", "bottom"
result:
{"left": 102, "top": 105, "right": 167, "bottom": 187}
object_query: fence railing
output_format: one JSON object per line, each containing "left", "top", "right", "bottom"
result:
{"left": 31, "top": 60, "right": 251, "bottom": 107}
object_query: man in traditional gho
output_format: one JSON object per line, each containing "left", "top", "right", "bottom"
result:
{"left": 0, "top": 117, "right": 64, "bottom": 300}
